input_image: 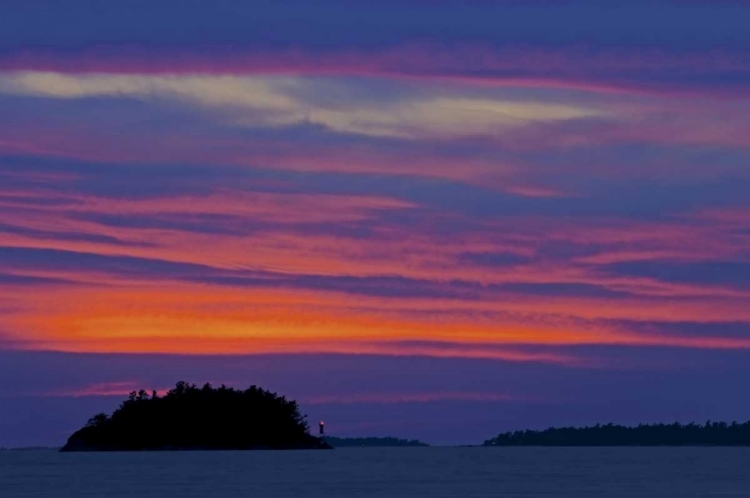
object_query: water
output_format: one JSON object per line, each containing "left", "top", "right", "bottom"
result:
{"left": 1, "top": 447, "right": 750, "bottom": 497}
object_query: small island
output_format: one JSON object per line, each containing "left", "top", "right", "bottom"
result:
{"left": 324, "top": 436, "right": 429, "bottom": 448}
{"left": 61, "top": 381, "right": 331, "bottom": 451}
{"left": 484, "top": 421, "right": 750, "bottom": 446}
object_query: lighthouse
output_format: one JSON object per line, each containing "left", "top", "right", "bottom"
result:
{"left": 319, "top": 421, "right": 325, "bottom": 436}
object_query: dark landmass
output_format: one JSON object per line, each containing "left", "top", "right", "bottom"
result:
{"left": 324, "top": 436, "right": 429, "bottom": 447}
{"left": 484, "top": 421, "right": 750, "bottom": 446}
{"left": 61, "top": 382, "right": 331, "bottom": 451}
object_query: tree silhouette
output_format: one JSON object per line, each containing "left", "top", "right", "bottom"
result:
{"left": 61, "top": 381, "right": 331, "bottom": 451}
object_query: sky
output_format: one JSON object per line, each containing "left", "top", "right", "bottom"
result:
{"left": 1, "top": 0, "right": 750, "bottom": 447}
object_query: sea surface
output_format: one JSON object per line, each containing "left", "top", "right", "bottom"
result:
{"left": 1, "top": 447, "right": 750, "bottom": 497}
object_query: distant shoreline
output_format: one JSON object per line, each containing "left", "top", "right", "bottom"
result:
{"left": 484, "top": 422, "right": 750, "bottom": 447}
{"left": 324, "top": 436, "right": 428, "bottom": 448}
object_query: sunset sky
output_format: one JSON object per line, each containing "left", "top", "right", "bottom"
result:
{"left": 1, "top": 0, "right": 750, "bottom": 446}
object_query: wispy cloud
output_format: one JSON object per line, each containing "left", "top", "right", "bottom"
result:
{"left": 0, "top": 72, "right": 605, "bottom": 140}
{"left": 39, "top": 381, "right": 167, "bottom": 398}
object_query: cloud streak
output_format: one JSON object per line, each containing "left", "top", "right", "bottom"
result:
{"left": 0, "top": 72, "right": 606, "bottom": 140}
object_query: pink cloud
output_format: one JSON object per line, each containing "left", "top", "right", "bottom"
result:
{"left": 40, "top": 382, "right": 170, "bottom": 398}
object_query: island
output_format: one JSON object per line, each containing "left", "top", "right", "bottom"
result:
{"left": 484, "top": 421, "right": 750, "bottom": 446}
{"left": 324, "top": 436, "right": 429, "bottom": 448}
{"left": 61, "top": 381, "right": 331, "bottom": 451}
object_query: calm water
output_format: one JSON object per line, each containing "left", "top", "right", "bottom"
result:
{"left": 1, "top": 447, "right": 750, "bottom": 497}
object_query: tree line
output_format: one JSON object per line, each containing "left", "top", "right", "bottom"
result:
{"left": 484, "top": 421, "right": 750, "bottom": 446}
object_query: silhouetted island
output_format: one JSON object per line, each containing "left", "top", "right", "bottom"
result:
{"left": 484, "top": 421, "right": 750, "bottom": 446}
{"left": 61, "top": 382, "right": 331, "bottom": 451}
{"left": 324, "top": 436, "right": 428, "bottom": 447}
